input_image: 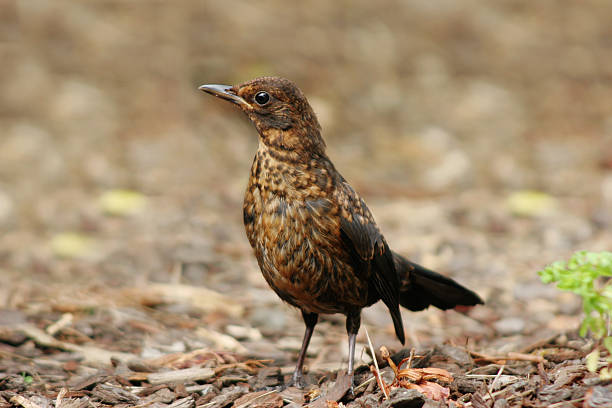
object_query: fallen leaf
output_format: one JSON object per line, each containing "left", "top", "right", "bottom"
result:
{"left": 50, "top": 232, "right": 96, "bottom": 259}
{"left": 506, "top": 190, "right": 556, "bottom": 217}
{"left": 396, "top": 366, "right": 453, "bottom": 383}
{"left": 99, "top": 189, "right": 147, "bottom": 216}
{"left": 403, "top": 381, "right": 450, "bottom": 402}
{"left": 586, "top": 349, "right": 600, "bottom": 373}
{"left": 304, "top": 388, "right": 321, "bottom": 403}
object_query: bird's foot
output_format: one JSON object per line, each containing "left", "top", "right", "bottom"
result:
{"left": 329, "top": 370, "right": 355, "bottom": 400}
{"left": 347, "top": 376, "right": 356, "bottom": 398}
{"left": 286, "top": 372, "right": 307, "bottom": 389}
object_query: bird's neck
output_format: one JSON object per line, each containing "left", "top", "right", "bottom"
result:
{"left": 256, "top": 139, "right": 309, "bottom": 167}
{"left": 257, "top": 128, "right": 326, "bottom": 165}
{"left": 252, "top": 141, "right": 336, "bottom": 199}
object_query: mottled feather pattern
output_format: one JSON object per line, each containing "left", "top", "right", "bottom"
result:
{"left": 200, "top": 76, "right": 483, "bottom": 386}
{"left": 244, "top": 145, "right": 370, "bottom": 314}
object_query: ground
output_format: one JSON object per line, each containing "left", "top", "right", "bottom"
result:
{"left": 1, "top": 1, "right": 612, "bottom": 407}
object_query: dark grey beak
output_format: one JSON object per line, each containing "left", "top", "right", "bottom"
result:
{"left": 198, "top": 84, "right": 248, "bottom": 106}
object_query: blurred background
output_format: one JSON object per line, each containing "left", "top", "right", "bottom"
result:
{"left": 1, "top": 0, "right": 612, "bottom": 362}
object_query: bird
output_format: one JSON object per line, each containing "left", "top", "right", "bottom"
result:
{"left": 199, "top": 76, "right": 483, "bottom": 388}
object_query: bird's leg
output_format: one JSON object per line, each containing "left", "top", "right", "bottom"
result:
{"left": 345, "top": 311, "right": 361, "bottom": 394}
{"left": 347, "top": 332, "right": 357, "bottom": 376}
{"left": 289, "top": 311, "right": 318, "bottom": 388}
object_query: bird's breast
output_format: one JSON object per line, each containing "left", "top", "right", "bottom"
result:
{"left": 242, "top": 150, "right": 371, "bottom": 313}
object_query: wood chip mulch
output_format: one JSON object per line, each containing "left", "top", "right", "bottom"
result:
{"left": 1, "top": 321, "right": 610, "bottom": 408}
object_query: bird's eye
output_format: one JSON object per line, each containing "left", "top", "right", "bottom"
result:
{"left": 254, "top": 91, "right": 270, "bottom": 106}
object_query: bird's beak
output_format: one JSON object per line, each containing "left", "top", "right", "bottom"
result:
{"left": 198, "top": 84, "right": 248, "bottom": 107}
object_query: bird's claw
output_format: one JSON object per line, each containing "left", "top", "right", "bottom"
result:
{"left": 287, "top": 373, "right": 306, "bottom": 389}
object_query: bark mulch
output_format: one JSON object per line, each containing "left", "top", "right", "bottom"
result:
{"left": 1, "top": 318, "right": 609, "bottom": 408}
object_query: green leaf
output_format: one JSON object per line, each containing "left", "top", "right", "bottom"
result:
{"left": 539, "top": 251, "right": 612, "bottom": 342}
{"left": 21, "top": 372, "right": 33, "bottom": 385}
{"left": 579, "top": 318, "right": 590, "bottom": 337}
{"left": 604, "top": 337, "right": 612, "bottom": 354}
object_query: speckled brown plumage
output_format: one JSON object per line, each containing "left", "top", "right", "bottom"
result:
{"left": 199, "top": 77, "right": 483, "bottom": 388}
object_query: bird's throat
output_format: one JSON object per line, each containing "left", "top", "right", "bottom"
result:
{"left": 257, "top": 128, "right": 325, "bottom": 165}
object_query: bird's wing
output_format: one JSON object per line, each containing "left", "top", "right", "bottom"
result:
{"left": 337, "top": 181, "right": 405, "bottom": 343}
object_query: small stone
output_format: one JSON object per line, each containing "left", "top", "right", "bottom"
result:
{"left": 352, "top": 393, "right": 380, "bottom": 408}
{"left": 493, "top": 398, "right": 509, "bottom": 408}
{"left": 382, "top": 388, "right": 425, "bottom": 408}
{"left": 226, "top": 324, "right": 263, "bottom": 341}
{"left": 454, "top": 377, "right": 479, "bottom": 394}
{"left": 434, "top": 344, "right": 471, "bottom": 365}
{"left": 585, "top": 385, "right": 612, "bottom": 407}
{"left": 249, "top": 306, "right": 288, "bottom": 335}
{"left": 493, "top": 317, "right": 525, "bottom": 335}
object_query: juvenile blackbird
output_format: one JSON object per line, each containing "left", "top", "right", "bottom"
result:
{"left": 199, "top": 77, "right": 483, "bottom": 387}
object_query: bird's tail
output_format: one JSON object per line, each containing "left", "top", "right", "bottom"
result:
{"left": 393, "top": 252, "right": 483, "bottom": 311}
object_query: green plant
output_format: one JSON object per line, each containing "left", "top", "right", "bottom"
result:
{"left": 538, "top": 251, "right": 612, "bottom": 376}
{"left": 21, "top": 372, "right": 33, "bottom": 385}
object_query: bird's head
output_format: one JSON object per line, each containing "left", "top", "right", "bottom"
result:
{"left": 199, "top": 77, "right": 325, "bottom": 159}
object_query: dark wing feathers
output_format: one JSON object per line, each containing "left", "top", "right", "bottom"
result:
{"left": 394, "top": 252, "right": 484, "bottom": 311}
{"left": 338, "top": 186, "right": 405, "bottom": 344}
{"left": 338, "top": 212, "right": 379, "bottom": 260}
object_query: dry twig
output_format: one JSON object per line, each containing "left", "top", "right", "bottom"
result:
{"left": 468, "top": 349, "right": 546, "bottom": 364}
{"left": 364, "top": 326, "right": 388, "bottom": 400}
{"left": 55, "top": 388, "right": 67, "bottom": 408}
